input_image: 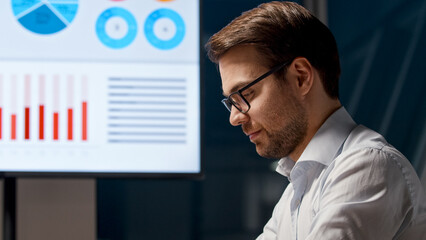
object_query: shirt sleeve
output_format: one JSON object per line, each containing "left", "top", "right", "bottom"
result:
{"left": 306, "top": 147, "right": 414, "bottom": 240}
{"left": 256, "top": 203, "right": 278, "bottom": 240}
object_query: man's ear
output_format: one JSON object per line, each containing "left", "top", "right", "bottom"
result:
{"left": 289, "top": 57, "right": 314, "bottom": 98}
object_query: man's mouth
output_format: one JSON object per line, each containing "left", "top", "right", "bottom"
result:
{"left": 246, "top": 130, "right": 261, "bottom": 141}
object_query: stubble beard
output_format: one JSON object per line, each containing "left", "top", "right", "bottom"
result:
{"left": 258, "top": 104, "right": 308, "bottom": 159}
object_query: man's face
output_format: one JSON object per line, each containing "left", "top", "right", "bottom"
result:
{"left": 219, "top": 45, "right": 308, "bottom": 159}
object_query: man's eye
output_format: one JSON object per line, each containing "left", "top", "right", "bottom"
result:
{"left": 243, "top": 91, "right": 254, "bottom": 98}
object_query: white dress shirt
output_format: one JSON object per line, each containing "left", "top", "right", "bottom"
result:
{"left": 257, "top": 107, "right": 426, "bottom": 240}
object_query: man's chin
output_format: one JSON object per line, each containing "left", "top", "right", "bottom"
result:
{"left": 255, "top": 143, "right": 288, "bottom": 159}
{"left": 255, "top": 145, "right": 277, "bottom": 159}
{"left": 254, "top": 144, "right": 265, "bottom": 157}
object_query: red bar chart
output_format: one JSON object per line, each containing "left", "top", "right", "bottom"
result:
{"left": 0, "top": 74, "right": 89, "bottom": 143}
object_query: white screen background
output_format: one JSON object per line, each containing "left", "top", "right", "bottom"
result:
{"left": 0, "top": 0, "right": 201, "bottom": 174}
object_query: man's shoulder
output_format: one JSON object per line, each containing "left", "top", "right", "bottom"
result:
{"left": 315, "top": 125, "right": 426, "bottom": 239}
{"left": 326, "top": 124, "right": 426, "bottom": 228}
{"left": 342, "top": 125, "right": 388, "bottom": 152}
{"left": 330, "top": 124, "right": 425, "bottom": 205}
{"left": 338, "top": 124, "right": 408, "bottom": 161}
{"left": 334, "top": 124, "right": 410, "bottom": 169}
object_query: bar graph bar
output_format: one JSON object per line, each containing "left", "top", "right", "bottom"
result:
{"left": 25, "top": 107, "right": 30, "bottom": 139}
{"left": 39, "top": 105, "right": 44, "bottom": 140}
{"left": 39, "top": 75, "right": 45, "bottom": 140}
{"left": 11, "top": 114, "right": 16, "bottom": 140}
{"left": 53, "top": 75, "right": 60, "bottom": 141}
{"left": 24, "top": 75, "right": 31, "bottom": 140}
{"left": 82, "top": 102, "right": 87, "bottom": 140}
{"left": 53, "top": 113, "right": 59, "bottom": 140}
{"left": 67, "top": 76, "right": 74, "bottom": 141}
{"left": 11, "top": 75, "right": 17, "bottom": 140}
{"left": 82, "top": 76, "right": 88, "bottom": 141}
{"left": 67, "top": 108, "right": 73, "bottom": 140}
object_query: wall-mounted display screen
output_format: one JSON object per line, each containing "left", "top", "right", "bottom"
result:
{"left": 0, "top": 0, "right": 201, "bottom": 176}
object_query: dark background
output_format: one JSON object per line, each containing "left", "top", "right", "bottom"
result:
{"left": 97, "top": 0, "right": 426, "bottom": 239}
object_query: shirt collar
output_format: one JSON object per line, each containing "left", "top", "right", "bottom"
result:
{"left": 276, "top": 107, "right": 357, "bottom": 177}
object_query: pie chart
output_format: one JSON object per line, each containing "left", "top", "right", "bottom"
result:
{"left": 12, "top": 0, "right": 79, "bottom": 35}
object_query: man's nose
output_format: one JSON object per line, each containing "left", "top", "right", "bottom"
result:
{"left": 229, "top": 106, "right": 249, "bottom": 126}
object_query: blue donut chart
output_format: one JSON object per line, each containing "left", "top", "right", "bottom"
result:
{"left": 144, "top": 8, "right": 185, "bottom": 50}
{"left": 96, "top": 7, "right": 137, "bottom": 49}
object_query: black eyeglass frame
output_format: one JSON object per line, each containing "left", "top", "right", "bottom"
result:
{"left": 221, "top": 61, "right": 291, "bottom": 113}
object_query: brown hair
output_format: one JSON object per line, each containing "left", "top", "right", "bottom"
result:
{"left": 205, "top": 1, "right": 340, "bottom": 99}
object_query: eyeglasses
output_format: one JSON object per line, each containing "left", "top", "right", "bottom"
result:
{"left": 221, "top": 61, "right": 290, "bottom": 113}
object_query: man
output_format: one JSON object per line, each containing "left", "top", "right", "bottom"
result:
{"left": 205, "top": 1, "right": 426, "bottom": 239}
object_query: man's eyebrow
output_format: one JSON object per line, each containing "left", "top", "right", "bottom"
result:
{"left": 222, "top": 81, "right": 251, "bottom": 97}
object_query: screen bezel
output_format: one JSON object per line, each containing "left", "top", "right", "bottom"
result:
{"left": 0, "top": 0, "right": 204, "bottom": 179}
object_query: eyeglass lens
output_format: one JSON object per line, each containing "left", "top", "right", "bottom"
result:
{"left": 222, "top": 93, "right": 250, "bottom": 113}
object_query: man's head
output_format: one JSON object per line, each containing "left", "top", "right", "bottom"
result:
{"left": 217, "top": 45, "right": 309, "bottom": 159}
{"left": 205, "top": 1, "right": 342, "bottom": 160}
{"left": 205, "top": 1, "right": 340, "bottom": 99}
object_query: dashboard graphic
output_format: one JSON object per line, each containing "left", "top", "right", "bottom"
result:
{"left": 0, "top": 1, "right": 201, "bottom": 176}
{"left": 12, "top": 0, "right": 79, "bottom": 34}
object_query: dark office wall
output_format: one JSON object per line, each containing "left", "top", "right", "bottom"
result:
{"left": 329, "top": 0, "right": 426, "bottom": 172}
{"left": 97, "top": 0, "right": 426, "bottom": 239}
